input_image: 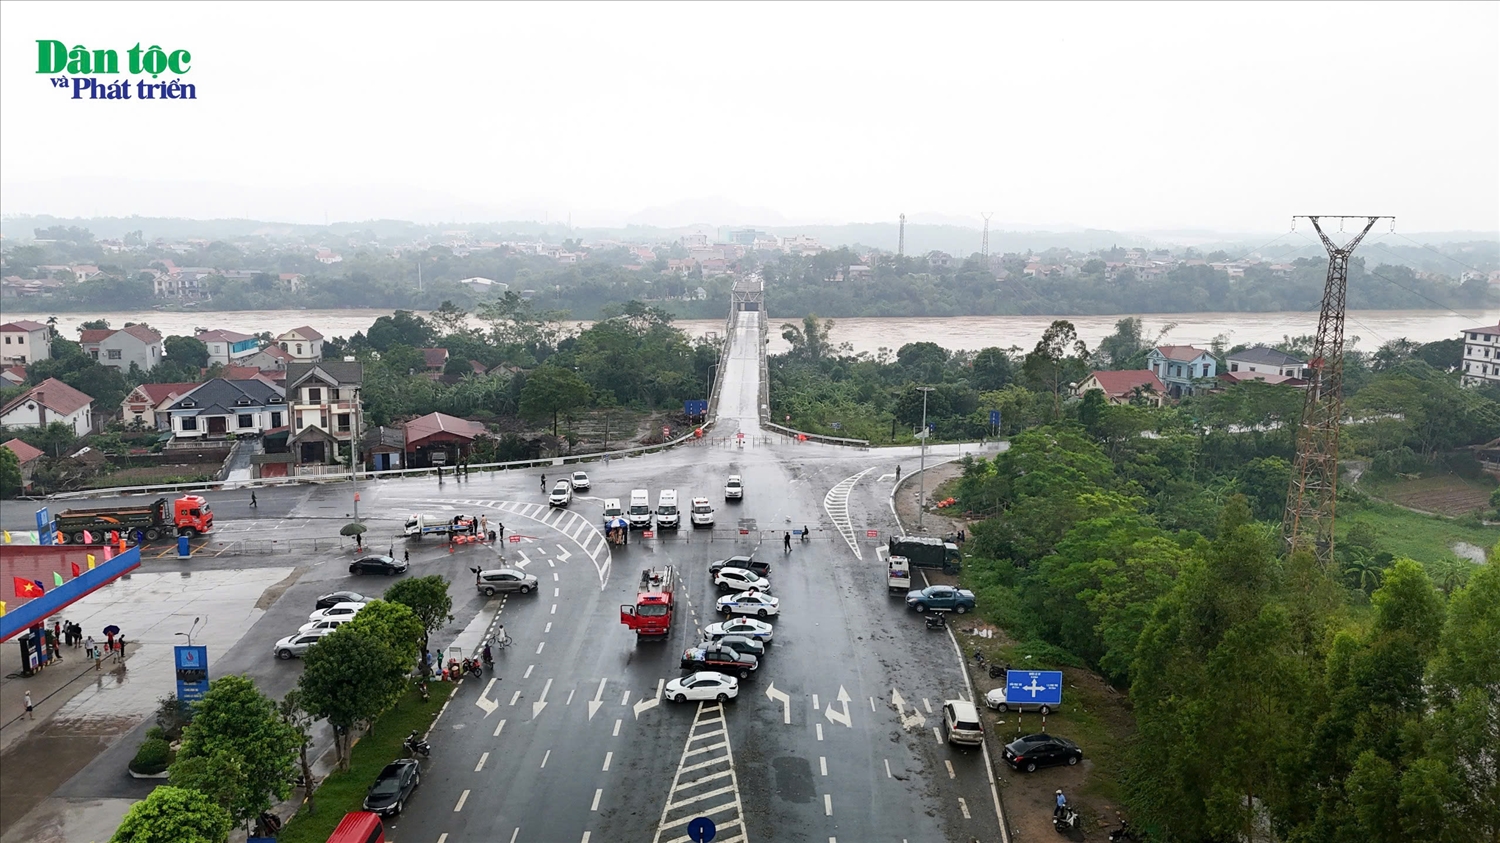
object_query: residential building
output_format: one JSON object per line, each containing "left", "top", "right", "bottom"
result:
{"left": 80, "top": 324, "right": 163, "bottom": 372}
{"left": 1226, "top": 345, "right": 1307, "bottom": 379}
{"left": 278, "top": 273, "right": 306, "bottom": 292}
{"left": 1075, "top": 370, "right": 1167, "bottom": 407}
{"left": 1145, "top": 345, "right": 1218, "bottom": 398}
{"left": 120, "top": 382, "right": 200, "bottom": 429}
{"left": 0, "top": 377, "right": 94, "bottom": 436}
{"left": 420, "top": 348, "right": 449, "bottom": 374}
{"left": 275, "top": 326, "right": 324, "bottom": 363}
{"left": 0, "top": 320, "right": 51, "bottom": 365}
{"left": 782, "top": 234, "right": 823, "bottom": 256}
{"left": 2, "top": 438, "right": 45, "bottom": 491}
{"left": 1218, "top": 371, "right": 1304, "bottom": 388}
{"left": 163, "top": 378, "right": 286, "bottom": 440}
{"left": 1, "top": 365, "right": 26, "bottom": 387}
{"left": 1460, "top": 323, "right": 1500, "bottom": 389}
{"left": 457, "top": 276, "right": 508, "bottom": 291}
{"left": 284, "top": 361, "right": 364, "bottom": 469}
{"left": 196, "top": 329, "right": 261, "bottom": 366}
{"left": 362, "top": 425, "right": 406, "bottom": 471}
{"left": 240, "top": 343, "right": 294, "bottom": 372}
{"left": 927, "top": 251, "right": 954, "bottom": 269}
{"left": 403, "top": 411, "right": 485, "bottom": 467}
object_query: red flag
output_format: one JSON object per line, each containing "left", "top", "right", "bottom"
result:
{"left": 12, "top": 577, "right": 43, "bottom": 598}
{"left": 72, "top": 561, "right": 82, "bottom": 578}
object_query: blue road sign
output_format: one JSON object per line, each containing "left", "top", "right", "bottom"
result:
{"left": 1005, "top": 670, "right": 1063, "bottom": 707}
{"left": 175, "top": 645, "right": 210, "bottom": 703}
{"left": 684, "top": 399, "right": 709, "bottom": 416}
{"left": 687, "top": 816, "right": 717, "bottom": 842}
{"left": 927, "top": 422, "right": 935, "bottom": 432}
{"left": 989, "top": 410, "right": 1001, "bottom": 426}
{"left": 36, "top": 507, "right": 52, "bottom": 545}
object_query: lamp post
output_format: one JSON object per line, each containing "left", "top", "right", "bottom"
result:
{"left": 350, "top": 387, "right": 361, "bottom": 523}
{"left": 174, "top": 616, "right": 202, "bottom": 647}
{"left": 916, "top": 386, "right": 934, "bottom": 531}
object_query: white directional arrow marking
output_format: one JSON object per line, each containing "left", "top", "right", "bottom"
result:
{"left": 589, "top": 677, "right": 607, "bottom": 720}
{"left": 556, "top": 545, "right": 572, "bottom": 563}
{"left": 824, "top": 685, "right": 852, "bottom": 728}
{"left": 475, "top": 677, "right": 498, "bottom": 717}
{"left": 766, "top": 681, "right": 791, "bottom": 724}
{"left": 532, "top": 677, "right": 552, "bottom": 718}
{"left": 514, "top": 551, "right": 531, "bottom": 570}
{"left": 892, "top": 687, "right": 925, "bottom": 730}
{"left": 632, "top": 678, "right": 663, "bottom": 719}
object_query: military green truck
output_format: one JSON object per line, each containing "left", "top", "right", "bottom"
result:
{"left": 887, "top": 535, "right": 962, "bottom": 574}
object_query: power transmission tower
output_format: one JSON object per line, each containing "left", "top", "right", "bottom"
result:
{"left": 898, "top": 213, "right": 906, "bottom": 257}
{"left": 1282, "top": 215, "right": 1391, "bottom": 567}
{"left": 980, "top": 212, "right": 992, "bottom": 258}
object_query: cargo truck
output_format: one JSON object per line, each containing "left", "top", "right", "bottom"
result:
{"left": 403, "top": 513, "right": 476, "bottom": 538}
{"left": 55, "top": 495, "right": 213, "bottom": 544}
{"left": 887, "top": 535, "right": 962, "bottom": 574}
{"left": 621, "top": 565, "right": 676, "bottom": 638}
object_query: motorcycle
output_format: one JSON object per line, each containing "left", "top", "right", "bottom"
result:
{"left": 972, "top": 651, "right": 1008, "bottom": 678}
{"left": 925, "top": 613, "right": 948, "bottom": 630}
{"left": 403, "top": 730, "right": 431, "bottom": 758}
{"left": 1054, "top": 805, "right": 1080, "bottom": 834}
{"left": 465, "top": 658, "right": 483, "bottom": 678}
{"left": 1108, "top": 820, "right": 1139, "bottom": 842}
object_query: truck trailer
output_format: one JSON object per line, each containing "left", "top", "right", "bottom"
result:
{"left": 887, "top": 535, "right": 962, "bottom": 574}
{"left": 55, "top": 495, "right": 213, "bottom": 544}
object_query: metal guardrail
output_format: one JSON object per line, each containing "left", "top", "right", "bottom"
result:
{"left": 753, "top": 312, "right": 869, "bottom": 448}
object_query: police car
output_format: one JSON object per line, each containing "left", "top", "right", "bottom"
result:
{"left": 715, "top": 590, "right": 780, "bottom": 617}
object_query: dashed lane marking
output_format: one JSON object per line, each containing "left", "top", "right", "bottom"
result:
{"left": 494, "top": 719, "right": 506, "bottom": 737}
{"left": 654, "top": 701, "right": 749, "bottom": 843}
{"left": 945, "top": 759, "right": 955, "bottom": 779}
{"left": 454, "top": 789, "right": 470, "bottom": 812}
{"left": 541, "top": 749, "right": 551, "bottom": 768}
{"left": 603, "top": 751, "right": 613, "bottom": 771}
{"left": 824, "top": 794, "right": 833, "bottom": 816}
{"left": 959, "top": 797, "right": 971, "bottom": 819}
{"left": 592, "top": 788, "right": 603, "bottom": 810}
{"left": 476, "top": 752, "right": 489, "bottom": 772}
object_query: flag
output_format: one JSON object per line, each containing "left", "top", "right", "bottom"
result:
{"left": 72, "top": 561, "right": 82, "bottom": 578}
{"left": 88, "top": 554, "right": 97, "bottom": 570}
{"left": 0, "top": 601, "right": 6, "bottom": 617}
{"left": 12, "top": 578, "right": 43, "bottom": 598}
{"left": 3, "top": 529, "right": 10, "bottom": 543}
{"left": 84, "top": 530, "right": 93, "bottom": 544}
{"left": 53, "top": 572, "right": 64, "bottom": 587}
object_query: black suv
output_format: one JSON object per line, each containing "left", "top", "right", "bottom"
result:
{"left": 1002, "top": 733, "right": 1083, "bottom": 773}
{"left": 709, "top": 555, "right": 770, "bottom": 578}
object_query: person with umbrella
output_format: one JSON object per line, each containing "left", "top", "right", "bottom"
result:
{"left": 104, "top": 625, "right": 118, "bottom": 654}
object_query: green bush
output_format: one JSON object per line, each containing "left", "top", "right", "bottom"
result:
{"left": 131, "top": 737, "right": 171, "bottom": 775}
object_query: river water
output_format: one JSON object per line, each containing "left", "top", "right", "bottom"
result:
{"left": 14, "top": 307, "right": 1497, "bottom": 358}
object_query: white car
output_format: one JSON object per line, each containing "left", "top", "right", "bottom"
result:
{"left": 274, "top": 629, "right": 331, "bottom": 660}
{"left": 549, "top": 480, "right": 573, "bottom": 507}
{"left": 690, "top": 497, "right": 715, "bottom": 527}
{"left": 665, "top": 671, "right": 739, "bottom": 703}
{"left": 299, "top": 617, "right": 352, "bottom": 634}
{"left": 985, "top": 685, "right": 1054, "bottom": 716}
{"left": 714, "top": 568, "right": 772, "bottom": 593}
{"left": 716, "top": 591, "right": 780, "bottom": 617}
{"left": 724, "top": 475, "right": 743, "bottom": 500}
{"left": 307, "top": 602, "right": 365, "bottom": 624}
{"left": 704, "top": 618, "right": 774, "bottom": 642}
{"left": 571, "top": 471, "right": 591, "bottom": 491}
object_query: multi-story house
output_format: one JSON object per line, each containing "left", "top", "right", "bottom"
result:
{"left": 284, "top": 361, "right": 364, "bottom": 469}
{"left": 1460, "top": 322, "right": 1500, "bottom": 388}
{"left": 196, "top": 329, "right": 261, "bottom": 367}
{"left": 0, "top": 377, "right": 94, "bottom": 436}
{"left": 120, "top": 382, "right": 200, "bottom": 429}
{"left": 1076, "top": 370, "right": 1167, "bottom": 407}
{"left": 1225, "top": 345, "right": 1307, "bottom": 379}
{"left": 163, "top": 378, "right": 286, "bottom": 441}
{"left": 275, "top": 327, "right": 324, "bottom": 363}
{"left": 1145, "top": 345, "right": 1218, "bottom": 398}
{"left": 80, "top": 324, "right": 163, "bottom": 372}
{"left": 0, "top": 320, "right": 51, "bottom": 365}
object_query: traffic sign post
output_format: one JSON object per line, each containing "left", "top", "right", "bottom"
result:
{"left": 687, "top": 817, "right": 717, "bottom": 843}
{"left": 1005, "top": 670, "right": 1063, "bottom": 707}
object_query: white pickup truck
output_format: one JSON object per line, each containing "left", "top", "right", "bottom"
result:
{"left": 888, "top": 555, "right": 912, "bottom": 595}
{"left": 404, "top": 513, "right": 471, "bottom": 538}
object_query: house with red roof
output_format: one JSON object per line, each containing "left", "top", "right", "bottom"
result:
{"left": 120, "top": 382, "right": 200, "bottom": 430}
{"left": 1, "top": 364, "right": 27, "bottom": 388}
{"left": 275, "top": 326, "right": 324, "bottom": 363}
{"left": 1145, "top": 345, "right": 1218, "bottom": 398}
{"left": 403, "top": 411, "right": 486, "bottom": 468}
{"left": 1, "top": 437, "right": 45, "bottom": 491}
{"left": 0, "top": 320, "right": 51, "bottom": 365}
{"left": 1076, "top": 370, "right": 1167, "bottom": 407}
{"left": 0, "top": 378, "right": 94, "bottom": 436}
{"left": 80, "top": 324, "right": 164, "bottom": 372}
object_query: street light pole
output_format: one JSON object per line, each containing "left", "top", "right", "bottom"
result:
{"left": 916, "top": 386, "right": 934, "bottom": 532}
{"left": 350, "top": 387, "right": 361, "bottom": 523}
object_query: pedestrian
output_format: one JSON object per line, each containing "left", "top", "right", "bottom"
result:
{"left": 105, "top": 630, "right": 115, "bottom": 654}
{"left": 958, "top": 529, "right": 965, "bottom": 544}
{"left": 480, "top": 516, "right": 488, "bottom": 535}
{"left": 470, "top": 516, "right": 478, "bottom": 536}
{"left": 117, "top": 633, "right": 127, "bottom": 662}
{"left": 94, "top": 649, "right": 102, "bottom": 671}
{"left": 895, "top": 465, "right": 902, "bottom": 480}
{"left": 802, "top": 525, "right": 810, "bottom": 542}
{"left": 540, "top": 474, "right": 546, "bottom": 490}
{"left": 783, "top": 531, "right": 792, "bottom": 553}
{"left": 404, "top": 549, "right": 410, "bottom": 563}
{"left": 482, "top": 643, "right": 493, "bottom": 667}
{"left": 250, "top": 491, "right": 258, "bottom": 508}
{"left": 25, "top": 691, "right": 34, "bottom": 720}
{"left": 497, "top": 523, "right": 505, "bottom": 541}
{"left": 84, "top": 635, "right": 94, "bottom": 659}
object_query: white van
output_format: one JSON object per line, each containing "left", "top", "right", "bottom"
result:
{"left": 602, "top": 498, "right": 623, "bottom": 526}
{"left": 656, "top": 489, "right": 680, "bottom": 529}
{"left": 627, "top": 489, "right": 653, "bottom": 529}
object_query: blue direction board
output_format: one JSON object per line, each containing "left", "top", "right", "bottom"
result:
{"left": 687, "top": 816, "right": 716, "bottom": 842}
{"left": 36, "top": 507, "right": 53, "bottom": 545}
{"left": 175, "top": 645, "right": 210, "bottom": 703}
{"left": 989, "top": 410, "right": 1001, "bottom": 426}
{"left": 1005, "top": 670, "right": 1063, "bottom": 707}
{"left": 684, "top": 399, "right": 709, "bottom": 416}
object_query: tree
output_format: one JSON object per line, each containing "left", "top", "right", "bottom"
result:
{"left": 78, "top": 319, "right": 110, "bottom": 332}
{"left": 384, "top": 575, "right": 455, "bottom": 660}
{"left": 297, "top": 627, "right": 409, "bottom": 769}
{"left": 343, "top": 600, "right": 425, "bottom": 667}
{"left": 0, "top": 446, "right": 21, "bottom": 498}
{"left": 971, "top": 347, "right": 1014, "bottom": 391}
{"left": 519, "top": 365, "right": 592, "bottom": 435}
{"left": 781, "top": 314, "right": 835, "bottom": 363}
{"left": 169, "top": 674, "right": 299, "bottom": 831}
{"left": 278, "top": 690, "right": 318, "bottom": 817}
{"left": 109, "top": 786, "right": 232, "bottom": 843}
{"left": 1022, "top": 320, "right": 1090, "bottom": 420}
{"left": 163, "top": 335, "right": 209, "bottom": 369}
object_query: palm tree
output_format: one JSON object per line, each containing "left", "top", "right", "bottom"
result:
{"left": 1339, "top": 547, "right": 1384, "bottom": 596}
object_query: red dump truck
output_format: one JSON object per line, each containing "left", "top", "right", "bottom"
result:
{"left": 54, "top": 495, "right": 213, "bottom": 544}
{"left": 621, "top": 565, "right": 676, "bottom": 638}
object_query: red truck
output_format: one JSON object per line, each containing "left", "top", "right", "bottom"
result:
{"left": 55, "top": 495, "right": 213, "bottom": 544}
{"left": 621, "top": 565, "right": 676, "bottom": 638}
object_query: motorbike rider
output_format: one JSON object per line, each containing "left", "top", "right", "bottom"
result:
{"left": 1054, "top": 790, "right": 1068, "bottom": 819}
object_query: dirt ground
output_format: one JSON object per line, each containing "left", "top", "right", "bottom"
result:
{"left": 899, "top": 460, "right": 1135, "bottom": 841}
{"left": 1364, "top": 473, "right": 1496, "bottom": 517}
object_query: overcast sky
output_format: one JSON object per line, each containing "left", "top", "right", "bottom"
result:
{"left": 2, "top": 1, "right": 1496, "bottom": 232}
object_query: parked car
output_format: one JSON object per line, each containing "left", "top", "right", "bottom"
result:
{"left": 308, "top": 602, "right": 366, "bottom": 623}
{"left": 314, "top": 591, "right": 367, "bottom": 611}
{"left": 274, "top": 629, "right": 330, "bottom": 659}
{"left": 711, "top": 634, "right": 766, "bottom": 658}
{"left": 716, "top": 591, "right": 780, "bottom": 617}
{"left": 475, "top": 568, "right": 539, "bottom": 597}
{"left": 724, "top": 475, "right": 743, "bottom": 500}
{"left": 690, "top": 497, "right": 715, "bottom": 527}
{"left": 681, "top": 644, "right": 759, "bottom": 678}
{"left": 709, "top": 555, "right": 770, "bottom": 578}
{"left": 665, "top": 671, "right": 738, "bottom": 703}
{"left": 298, "top": 617, "right": 352, "bottom": 634}
{"left": 714, "top": 568, "right": 772, "bottom": 593}
{"left": 570, "top": 471, "right": 591, "bottom": 491}
{"left": 703, "top": 617, "right": 774, "bottom": 643}
{"left": 905, "top": 585, "right": 976, "bottom": 613}
{"left": 1002, "top": 733, "right": 1084, "bottom": 772}
{"left": 549, "top": 480, "right": 573, "bottom": 507}
{"left": 350, "top": 555, "right": 408, "bottom": 576}
{"left": 942, "top": 700, "right": 985, "bottom": 746}
{"left": 362, "top": 758, "right": 421, "bottom": 816}
{"left": 985, "top": 686, "right": 1053, "bottom": 715}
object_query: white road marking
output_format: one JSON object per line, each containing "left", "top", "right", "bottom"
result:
{"left": 945, "top": 760, "right": 956, "bottom": 779}
{"left": 533, "top": 678, "right": 552, "bottom": 717}
{"left": 819, "top": 756, "right": 827, "bottom": 776}
{"left": 933, "top": 727, "right": 944, "bottom": 744}
{"left": 922, "top": 698, "right": 932, "bottom": 713}
{"left": 613, "top": 719, "right": 622, "bottom": 736}
{"left": 454, "top": 789, "right": 470, "bottom": 812}
{"left": 476, "top": 752, "right": 489, "bottom": 772}
{"left": 494, "top": 719, "right": 506, "bottom": 737}
{"left": 475, "top": 677, "right": 498, "bottom": 716}
{"left": 524, "top": 664, "right": 535, "bottom": 679}
{"left": 541, "top": 749, "right": 551, "bottom": 768}
{"left": 870, "top": 696, "right": 877, "bottom": 712}
{"left": 553, "top": 572, "right": 559, "bottom": 581}
{"left": 545, "top": 622, "right": 553, "bottom": 633}
{"left": 549, "top": 559, "right": 555, "bottom": 568}
{"left": 590, "top": 678, "right": 607, "bottom": 719}
{"left": 536, "top": 641, "right": 545, "bottom": 654}
{"left": 508, "top": 691, "right": 520, "bottom": 706}
{"left": 824, "top": 686, "right": 852, "bottom": 728}
{"left": 557, "top": 544, "right": 573, "bottom": 562}
{"left": 517, "top": 550, "right": 531, "bottom": 569}
{"left": 653, "top": 702, "right": 747, "bottom": 843}
{"left": 554, "top": 587, "right": 560, "bottom": 597}
{"left": 959, "top": 797, "right": 971, "bottom": 819}
{"left": 603, "top": 751, "right": 613, "bottom": 771}
{"left": 551, "top": 603, "right": 557, "bottom": 614}
{"left": 885, "top": 758, "right": 892, "bottom": 778}
{"left": 816, "top": 723, "right": 823, "bottom": 741}
{"left": 509, "top": 830, "right": 519, "bottom": 843}
{"left": 592, "top": 788, "right": 603, "bottom": 810}
{"left": 765, "top": 681, "right": 791, "bottom": 724}
{"left": 878, "top": 472, "right": 896, "bottom": 481}
{"left": 581, "top": 833, "right": 590, "bottom": 843}
{"left": 566, "top": 689, "right": 575, "bottom": 705}
{"left": 823, "top": 467, "right": 874, "bottom": 558}
{"left": 438, "top": 835, "right": 447, "bottom": 843}
{"left": 620, "top": 690, "right": 630, "bottom": 706}
{"left": 812, "top": 694, "right": 819, "bottom": 710}
{"left": 824, "top": 794, "right": 833, "bottom": 816}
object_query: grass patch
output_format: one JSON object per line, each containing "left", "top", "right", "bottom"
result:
{"left": 1338, "top": 499, "right": 1498, "bottom": 564}
{"left": 278, "top": 684, "right": 455, "bottom": 843}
